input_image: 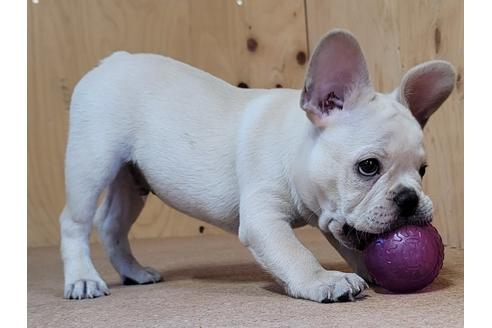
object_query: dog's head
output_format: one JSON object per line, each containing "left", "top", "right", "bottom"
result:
{"left": 294, "top": 29, "right": 455, "bottom": 250}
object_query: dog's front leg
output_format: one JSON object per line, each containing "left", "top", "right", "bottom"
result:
{"left": 239, "top": 194, "right": 367, "bottom": 303}
{"left": 321, "top": 231, "right": 375, "bottom": 285}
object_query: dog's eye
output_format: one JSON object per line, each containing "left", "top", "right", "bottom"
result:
{"left": 358, "top": 158, "right": 380, "bottom": 177}
{"left": 419, "top": 164, "right": 427, "bottom": 178}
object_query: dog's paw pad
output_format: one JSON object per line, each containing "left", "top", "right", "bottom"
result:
{"left": 336, "top": 291, "right": 353, "bottom": 302}
{"left": 123, "top": 277, "right": 139, "bottom": 285}
{"left": 321, "top": 297, "right": 335, "bottom": 303}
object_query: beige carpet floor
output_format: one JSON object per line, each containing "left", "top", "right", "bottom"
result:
{"left": 27, "top": 229, "right": 463, "bottom": 328}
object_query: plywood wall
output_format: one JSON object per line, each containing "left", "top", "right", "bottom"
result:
{"left": 28, "top": 0, "right": 463, "bottom": 248}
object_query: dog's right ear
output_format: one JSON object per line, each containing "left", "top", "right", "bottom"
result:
{"left": 300, "top": 29, "right": 374, "bottom": 127}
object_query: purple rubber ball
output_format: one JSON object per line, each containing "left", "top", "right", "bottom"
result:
{"left": 363, "top": 224, "right": 444, "bottom": 293}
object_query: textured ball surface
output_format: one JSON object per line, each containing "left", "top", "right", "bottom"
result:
{"left": 363, "top": 224, "right": 444, "bottom": 293}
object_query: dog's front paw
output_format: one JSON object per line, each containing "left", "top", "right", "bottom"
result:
{"left": 64, "top": 279, "right": 110, "bottom": 300}
{"left": 287, "top": 270, "right": 368, "bottom": 303}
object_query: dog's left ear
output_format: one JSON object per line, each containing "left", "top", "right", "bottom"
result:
{"left": 396, "top": 60, "right": 456, "bottom": 127}
{"left": 300, "top": 29, "right": 374, "bottom": 127}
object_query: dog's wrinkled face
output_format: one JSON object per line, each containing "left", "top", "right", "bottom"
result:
{"left": 295, "top": 30, "right": 455, "bottom": 249}
{"left": 305, "top": 94, "right": 434, "bottom": 249}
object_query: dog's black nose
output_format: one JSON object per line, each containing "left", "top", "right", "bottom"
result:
{"left": 394, "top": 188, "right": 419, "bottom": 217}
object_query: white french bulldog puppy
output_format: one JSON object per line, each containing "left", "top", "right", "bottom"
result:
{"left": 60, "top": 29, "right": 455, "bottom": 302}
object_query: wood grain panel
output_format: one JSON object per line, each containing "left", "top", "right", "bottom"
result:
{"left": 28, "top": 0, "right": 463, "bottom": 249}
{"left": 28, "top": 0, "right": 308, "bottom": 247}
{"left": 305, "top": 0, "right": 464, "bottom": 248}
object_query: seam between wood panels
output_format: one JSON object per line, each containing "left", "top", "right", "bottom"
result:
{"left": 303, "top": 0, "right": 311, "bottom": 57}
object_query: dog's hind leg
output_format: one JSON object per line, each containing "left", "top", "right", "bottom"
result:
{"left": 94, "top": 164, "right": 162, "bottom": 285}
{"left": 60, "top": 141, "right": 123, "bottom": 299}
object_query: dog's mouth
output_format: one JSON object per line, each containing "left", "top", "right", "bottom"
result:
{"left": 341, "top": 224, "right": 380, "bottom": 251}
{"left": 341, "top": 217, "right": 431, "bottom": 250}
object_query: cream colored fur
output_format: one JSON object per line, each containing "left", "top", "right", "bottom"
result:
{"left": 60, "top": 29, "right": 455, "bottom": 302}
